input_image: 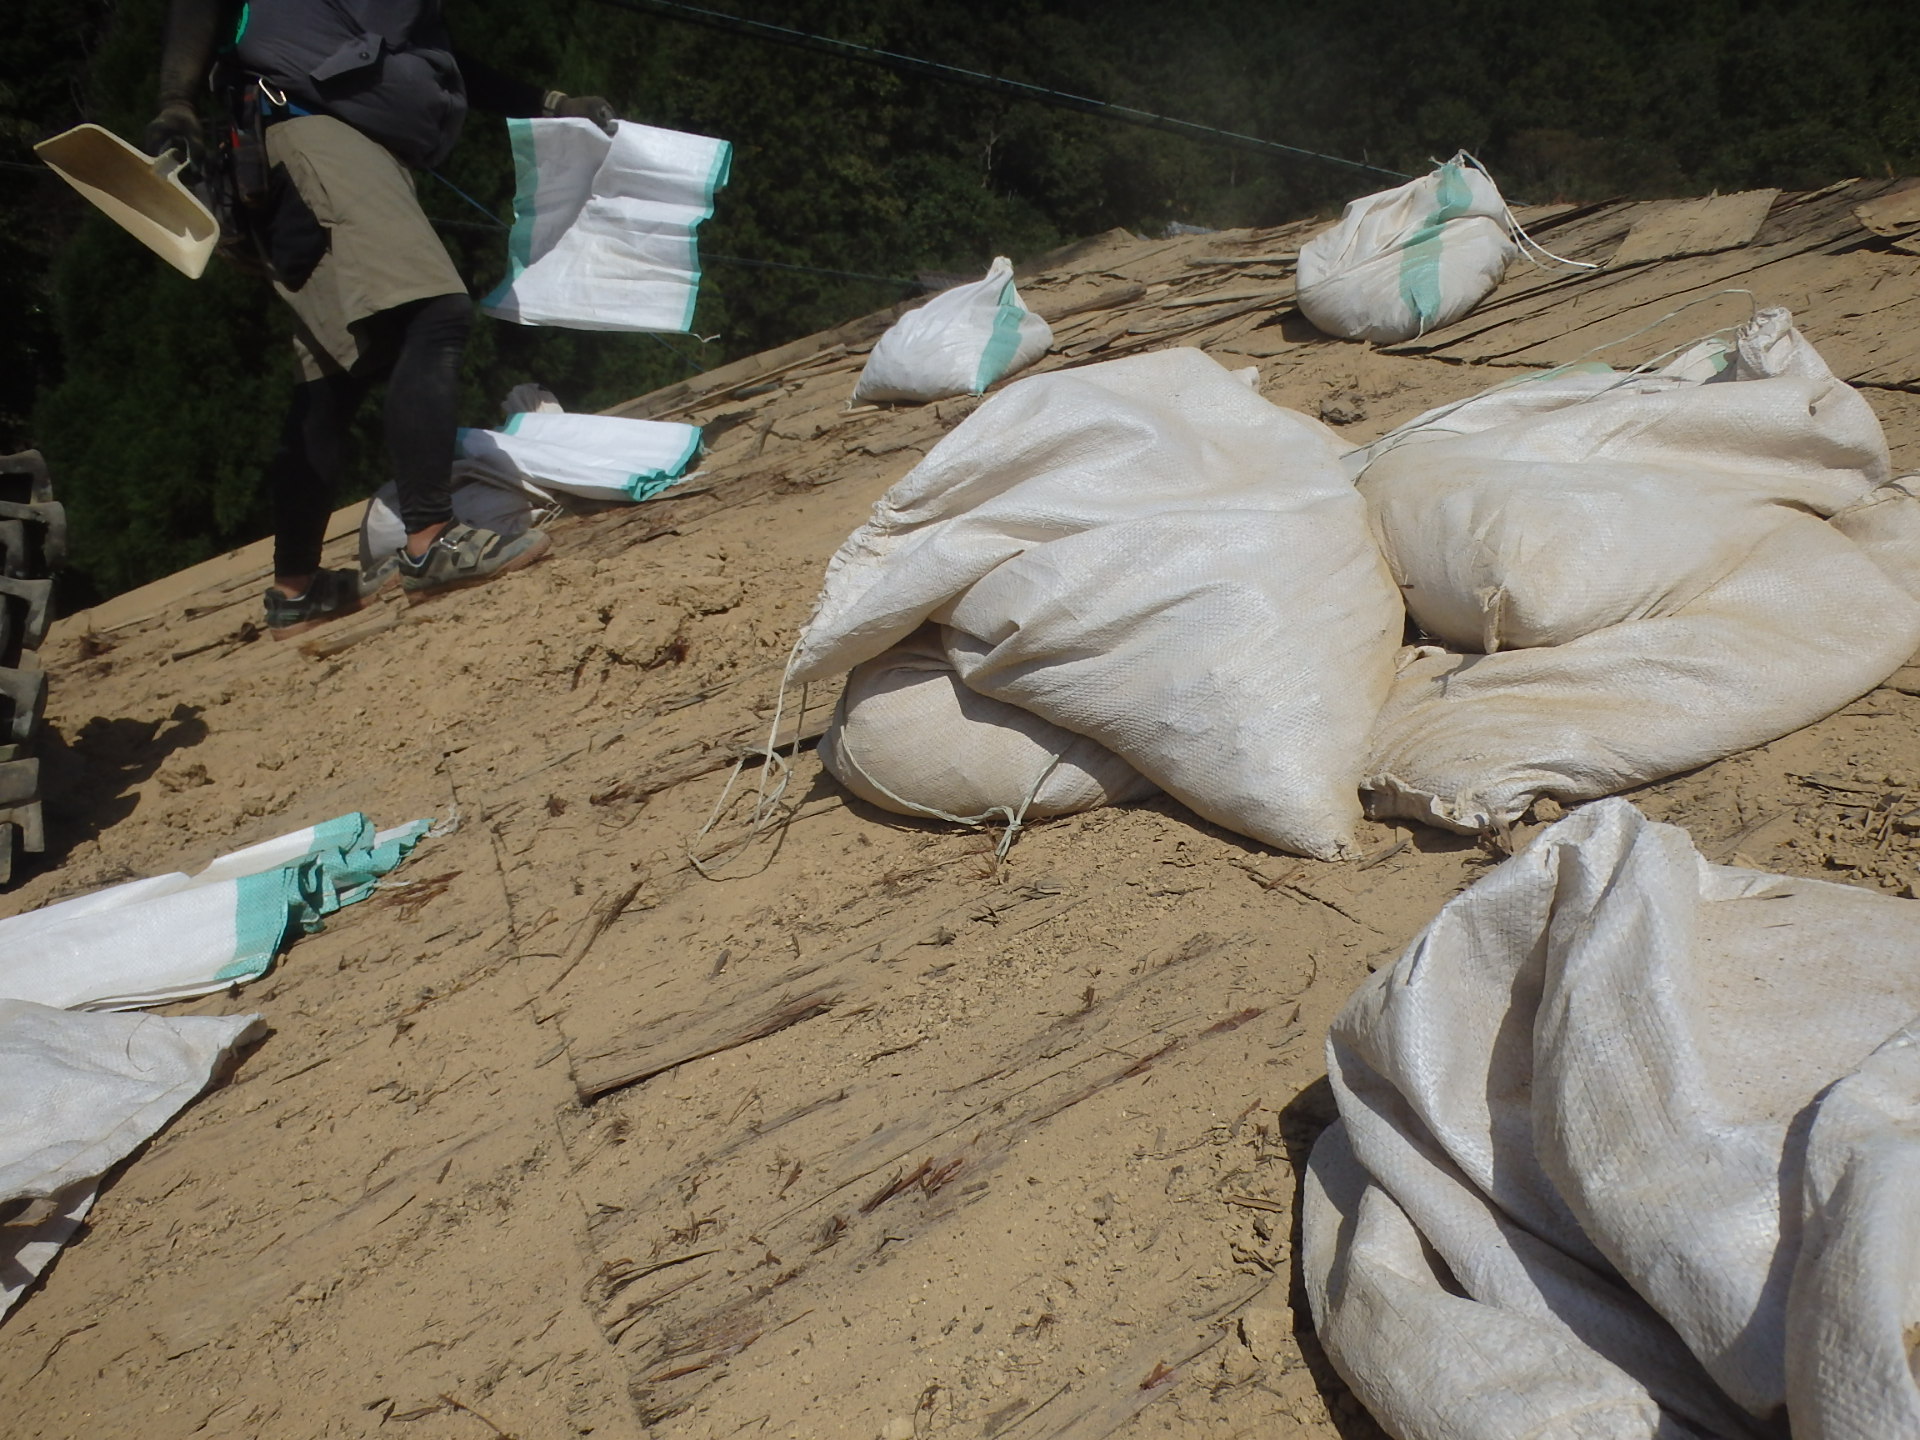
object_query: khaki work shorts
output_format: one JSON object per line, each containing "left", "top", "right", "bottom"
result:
{"left": 264, "top": 114, "right": 468, "bottom": 381}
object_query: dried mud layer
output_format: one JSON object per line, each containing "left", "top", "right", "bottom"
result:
{"left": 5, "top": 213, "right": 1920, "bottom": 1440}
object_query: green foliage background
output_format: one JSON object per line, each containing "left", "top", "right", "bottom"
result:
{"left": 5, "top": 0, "right": 1920, "bottom": 602}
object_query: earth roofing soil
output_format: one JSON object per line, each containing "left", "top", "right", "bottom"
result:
{"left": 5, "top": 181, "right": 1920, "bottom": 1440}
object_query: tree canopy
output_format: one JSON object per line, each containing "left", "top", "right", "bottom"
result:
{"left": 6, "top": 0, "right": 1920, "bottom": 602}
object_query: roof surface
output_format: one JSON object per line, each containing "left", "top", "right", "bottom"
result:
{"left": 6, "top": 179, "right": 1920, "bottom": 1440}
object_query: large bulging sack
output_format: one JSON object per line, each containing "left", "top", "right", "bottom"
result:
{"left": 1303, "top": 799, "right": 1920, "bottom": 1440}
{"left": 1296, "top": 155, "right": 1518, "bottom": 345}
{"left": 796, "top": 348, "right": 1404, "bottom": 860}
{"left": 818, "top": 628, "right": 1157, "bottom": 822}
{"left": 1356, "top": 310, "right": 1920, "bottom": 833}
{"left": 852, "top": 257, "right": 1053, "bottom": 405}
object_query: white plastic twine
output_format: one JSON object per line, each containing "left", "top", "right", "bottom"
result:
{"left": 1357, "top": 287, "right": 1762, "bottom": 466}
{"left": 687, "top": 637, "right": 811, "bottom": 879}
{"left": 828, "top": 700, "right": 1064, "bottom": 863}
{"left": 1455, "top": 151, "right": 1601, "bottom": 275}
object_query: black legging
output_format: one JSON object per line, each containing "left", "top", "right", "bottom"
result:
{"left": 268, "top": 292, "right": 472, "bottom": 578}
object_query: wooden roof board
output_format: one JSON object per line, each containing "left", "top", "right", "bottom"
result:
{"left": 1608, "top": 189, "right": 1780, "bottom": 267}
{"left": 20, "top": 175, "right": 1920, "bottom": 1440}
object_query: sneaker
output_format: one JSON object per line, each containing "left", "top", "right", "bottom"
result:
{"left": 361, "top": 551, "right": 402, "bottom": 597}
{"left": 263, "top": 567, "right": 366, "bottom": 640}
{"left": 397, "top": 521, "right": 551, "bottom": 603}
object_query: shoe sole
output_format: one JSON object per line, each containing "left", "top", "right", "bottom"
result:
{"left": 268, "top": 597, "right": 365, "bottom": 641}
{"left": 403, "top": 532, "right": 552, "bottom": 606}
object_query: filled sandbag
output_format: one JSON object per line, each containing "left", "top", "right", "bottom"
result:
{"left": 818, "top": 627, "right": 1157, "bottom": 822}
{"left": 480, "top": 117, "right": 731, "bottom": 333}
{"left": 1356, "top": 310, "right": 1920, "bottom": 832}
{"left": 852, "top": 257, "right": 1053, "bottom": 404}
{"left": 1295, "top": 154, "right": 1517, "bottom": 345}
{"left": 795, "top": 347, "right": 1403, "bottom": 860}
{"left": 1303, "top": 798, "right": 1920, "bottom": 1440}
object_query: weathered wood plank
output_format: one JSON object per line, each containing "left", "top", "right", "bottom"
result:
{"left": 1609, "top": 189, "right": 1779, "bottom": 267}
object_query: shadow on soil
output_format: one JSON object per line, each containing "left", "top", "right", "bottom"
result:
{"left": 29, "top": 703, "right": 209, "bottom": 880}
{"left": 1280, "top": 1077, "right": 1392, "bottom": 1440}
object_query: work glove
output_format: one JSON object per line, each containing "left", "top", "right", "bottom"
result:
{"left": 144, "top": 100, "right": 205, "bottom": 167}
{"left": 544, "top": 91, "right": 618, "bottom": 135}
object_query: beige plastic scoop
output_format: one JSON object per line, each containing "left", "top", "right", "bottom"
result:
{"left": 35, "top": 123, "right": 218, "bottom": 279}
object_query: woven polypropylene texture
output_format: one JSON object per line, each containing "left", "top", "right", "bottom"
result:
{"left": 1295, "top": 159, "right": 1516, "bottom": 344}
{"left": 852, "top": 256, "right": 1053, "bottom": 404}
{"left": 795, "top": 347, "right": 1404, "bottom": 859}
{"left": 1303, "top": 799, "right": 1920, "bottom": 1439}
{"left": 1358, "top": 312, "right": 1920, "bottom": 832}
{"left": 818, "top": 625, "right": 1155, "bottom": 822}
{"left": 1, "top": 1002, "right": 263, "bottom": 1317}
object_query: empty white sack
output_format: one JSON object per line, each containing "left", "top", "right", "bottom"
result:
{"left": 795, "top": 347, "right": 1403, "bottom": 860}
{"left": 1296, "top": 154, "right": 1517, "bottom": 345}
{"left": 818, "top": 626, "right": 1157, "bottom": 823}
{"left": 1303, "top": 798, "right": 1920, "bottom": 1440}
{"left": 0, "top": 813, "right": 430, "bottom": 1011}
{"left": 1, "top": 1002, "right": 262, "bottom": 1318}
{"left": 360, "top": 388, "right": 698, "bottom": 562}
{"left": 481, "top": 116, "right": 731, "bottom": 333}
{"left": 1357, "top": 309, "right": 1920, "bottom": 833}
{"left": 454, "top": 410, "right": 701, "bottom": 503}
{"left": 852, "top": 257, "right": 1053, "bottom": 404}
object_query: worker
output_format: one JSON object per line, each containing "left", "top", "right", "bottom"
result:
{"left": 145, "top": 0, "right": 618, "bottom": 638}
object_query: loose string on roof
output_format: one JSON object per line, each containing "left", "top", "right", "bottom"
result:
{"left": 687, "top": 638, "right": 812, "bottom": 878}
{"left": 1455, "top": 152, "right": 1602, "bottom": 274}
{"left": 825, "top": 702, "right": 1063, "bottom": 865}
{"left": 579, "top": 0, "right": 1412, "bottom": 183}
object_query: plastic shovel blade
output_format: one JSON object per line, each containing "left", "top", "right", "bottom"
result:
{"left": 34, "top": 123, "right": 218, "bottom": 280}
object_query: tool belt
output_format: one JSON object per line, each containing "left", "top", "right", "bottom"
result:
{"left": 204, "top": 66, "right": 328, "bottom": 289}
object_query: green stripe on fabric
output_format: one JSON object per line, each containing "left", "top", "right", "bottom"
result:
{"left": 626, "top": 427, "right": 703, "bottom": 499}
{"left": 504, "top": 412, "right": 527, "bottom": 435}
{"left": 972, "top": 277, "right": 1028, "bottom": 393}
{"left": 481, "top": 118, "right": 543, "bottom": 311}
{"left": 216, "top": 816, "right": 433, "bottom": 983}
{"left": 307, "top": 814, "right": 368, "bottom": 857}
{"left": 678, "top": 139, "right": 734, "bottom": 333}
{"left": 1397, "top": 162, "right": 1475, "bottom": 336}
{"left": 222, "top": 869, "right": 292, "bottom": 981}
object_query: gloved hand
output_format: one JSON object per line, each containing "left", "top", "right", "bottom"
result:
{"left": 546, "top": 93, "right": 618, "bottom": 135}
{"left": 144, "top": 100, "right": 205, "bottom": 166}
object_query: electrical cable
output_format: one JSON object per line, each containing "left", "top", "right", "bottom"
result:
{"left": 644, "top": 329, "right": 708, "bottom": 374}
{"left": 578, "top": 0, "right": 1412, "bottom": 182}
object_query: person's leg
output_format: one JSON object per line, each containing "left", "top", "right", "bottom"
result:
{"left": 381, "top": 292, "right": 472, "bottom": 558}
{"left": 268, "top": 368, "right": 371, "bottom": 596}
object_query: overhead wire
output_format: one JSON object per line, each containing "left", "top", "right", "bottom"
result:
{"left": 577, "top": 0, "right": 1412, "bottom": 183}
